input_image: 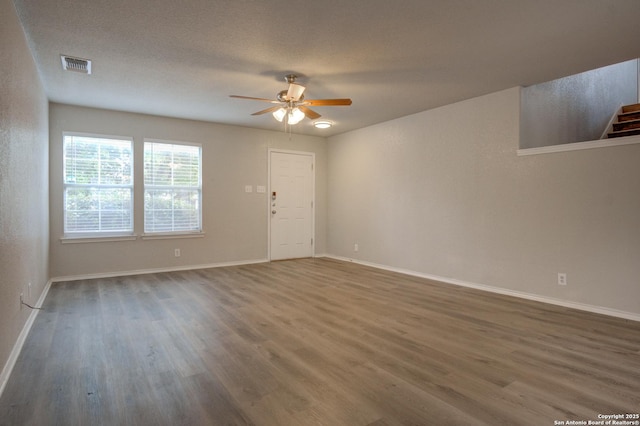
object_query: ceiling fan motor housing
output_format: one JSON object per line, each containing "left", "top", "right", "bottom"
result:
{"left": 277, "top": 90, "right": 304, "bottom": 103}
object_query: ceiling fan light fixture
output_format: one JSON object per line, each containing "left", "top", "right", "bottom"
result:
{"left": 314, "top": 120, "right": 333, "bottom": 129}
{"left": 230, "top": 74, "right": 352, "bottom": 131}
{"left": 272, "top": 108, "right": 286, "bottom": 122}
{"left": 287, "top": 107, "right": 305, "bottom": 125}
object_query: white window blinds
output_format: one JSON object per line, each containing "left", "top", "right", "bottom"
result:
{"left": 63, "top": 134, "right": 133, "bottom": 234}
{"left": 144, "top": 141, "right": 202, "bottom": 233}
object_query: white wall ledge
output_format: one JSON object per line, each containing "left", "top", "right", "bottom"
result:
{"left": 517, "top": 134, "right": 640, "bottom": 156}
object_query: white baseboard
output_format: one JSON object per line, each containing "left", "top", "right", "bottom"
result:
{"left": 5, "top": 254, "right": 636, "bottom": 401}
{"left": 325, "top": 255, "right": 640, "bottom": 323}
{"left": 50, "top": 258, "right": 270, "bottom": 283}
{"left": 0, "top": 278, "right": 53, "bottom": 399}
{"left": 1, "top": 259, "right": 269, "bottom": 397}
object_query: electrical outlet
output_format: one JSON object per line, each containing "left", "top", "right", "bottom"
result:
{"left": 558, "top": 273, "right": 567, "bottom": 286}
{"left": 174, "top": 248, "right": 181, "bottom": 257}
{"left": 354, "top": 243, "right": 359, "bottom": 252}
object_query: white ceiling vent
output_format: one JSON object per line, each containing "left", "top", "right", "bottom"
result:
{"left": 61, "top": 55, "right": 92, "bottom": 74}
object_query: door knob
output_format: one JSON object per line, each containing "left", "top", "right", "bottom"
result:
{"left": 272, "top": 210, "right": 277, "bottom": 214}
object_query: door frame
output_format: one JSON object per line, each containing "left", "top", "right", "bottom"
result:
{"left": 267, "top": 148, "right": 316, "bottom": 261}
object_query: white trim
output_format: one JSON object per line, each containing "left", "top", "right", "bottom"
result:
{"left": 143, "top": 137, "right": 201, "bottom": 148}
{"left": 141, "top": 232, "right": 205, "bottom": 240}
{"left": 60, "top": 235, "right": 138, "bottom": 244}
{"left": 517, "top": 134, "right": 640, "bottom": 156}
{"left": 0, "top": 279, "right": 53, "bottom": 399}
{"left": 63, "top": 131, "right": 133, "bottom": 142}
{"left": 50, "top": 258, "right": 269, "bottom": 283}
{"left": 325, "top": 255, "right": 640, "bottom": 323}
{"left": 5, "top": 256, "right": 637, "bottom": 400}
{"left": 1, "top": 258, "right": 267, "bottom": 398}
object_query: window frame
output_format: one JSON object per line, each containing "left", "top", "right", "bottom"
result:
{"left": 62, "top": 132, "right": 135, "bottom": 239}
{"left": 143, "top": 139, "right": 203, "bottom": 236}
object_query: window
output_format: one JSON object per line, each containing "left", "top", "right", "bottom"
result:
{"left": 63, "top": 134, "right": 133, "bottom": 235}
{"left": 144, "top": 141, "right": 202, "bottom": 233}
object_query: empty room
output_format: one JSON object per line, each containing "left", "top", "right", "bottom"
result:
{"left": 2, "top": 0, "right": 640, "bottom": 425}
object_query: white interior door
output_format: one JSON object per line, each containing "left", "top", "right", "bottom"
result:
{"left": 269, "top": 150, "right": 314, "bottom": 260}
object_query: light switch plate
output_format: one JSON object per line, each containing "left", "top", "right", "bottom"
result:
{"left": 245, "top": 185, "right": 253, "bottom": 193}
{"left": 256, "top": 185, "right": 266, "bottom": 193}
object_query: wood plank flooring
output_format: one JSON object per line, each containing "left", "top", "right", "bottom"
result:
{"left": 1, "top": 258, "right": 639, "bottom": 425}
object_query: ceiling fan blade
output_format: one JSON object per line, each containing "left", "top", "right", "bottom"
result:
{"left": 299, "top": 106, "right": 321, "bottom": 119}
{"left": 251, "top": 105, "right": 283, "bottom": 116}
{"left": 230, "top": 95, "right": 279, "bottom": 103}
{"left": 303, "top": 98, "right": 352, "bottom": 106}
{"left": 287, "top": 83, "right": 306, "bottom": 102}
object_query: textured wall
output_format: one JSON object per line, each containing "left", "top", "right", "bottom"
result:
{"left": 521, "top": 60, "right": 638, "bottom": 148}
{"left": 328, "top": 87, "right": 640, "bottom": 315}
{"left": 49, "top": 104, "right": 327, "bottom": 278}
{"left": 0, "top": 0, "right": 49, "bottom": 384}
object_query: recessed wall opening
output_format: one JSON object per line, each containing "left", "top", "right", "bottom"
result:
{"left": 520, "top": 59, "right": 639, "bottom": 150}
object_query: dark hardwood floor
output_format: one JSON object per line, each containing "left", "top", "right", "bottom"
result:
{"left": 1, "top": 258, "right": 639, "bottom": 425}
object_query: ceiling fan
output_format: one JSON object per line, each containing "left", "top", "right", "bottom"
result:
{"left": 230, "top": 74, "right": 352, "bottom": 126}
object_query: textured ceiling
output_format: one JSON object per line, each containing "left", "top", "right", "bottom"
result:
{"left": 13, "top": 0, "right": 640, "bottom": 136}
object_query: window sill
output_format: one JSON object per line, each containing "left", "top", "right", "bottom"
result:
{"left": 141, "top": 232, "right": 205, "bottom": 240}
{"left": 60, "top": 234, "right": 138, "bottom": 244}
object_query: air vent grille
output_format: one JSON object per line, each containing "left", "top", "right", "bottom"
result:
{"left": 61, "top": 55, "right": 92, "bottom": 74}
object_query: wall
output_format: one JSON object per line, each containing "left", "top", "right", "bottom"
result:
{"left": 0, "top": 0, "right": 49, "bottom": 389}
{"left": 328, "top": 87, "right": 640, "bottom": 316}
{"left": 49, "top": 104, "right": 327, "bottom": 278}
{"left": 521, "top": 60, "right": 638, "bottom": 149}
